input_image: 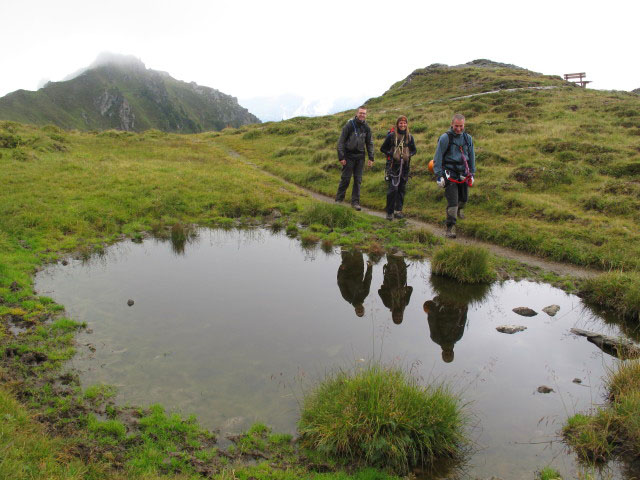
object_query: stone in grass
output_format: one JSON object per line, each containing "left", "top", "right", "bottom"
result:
{"left": 513, "top": 307, "right": 537, "bottom": 317}
{"left": 127, "top": 299, "right": 135, "bottom": 307}
{"left": 537, "top": 385, "right": 554, "bottom": 394}
{"left": 496, "top": 325, "right": 527, "bottom": 334}
{"left": 542, "top": 305, "right": 560, "bottom": 316}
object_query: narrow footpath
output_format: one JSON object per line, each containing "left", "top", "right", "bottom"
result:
{"left": 225, "top": 146, "right": 599, "bottom": 280}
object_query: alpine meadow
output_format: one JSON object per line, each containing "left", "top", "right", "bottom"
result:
{"left": 1, "top": 60, "right": 640, "bottom": 479}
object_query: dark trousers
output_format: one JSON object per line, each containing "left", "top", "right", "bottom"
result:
{"left": 385, "top": 176, "right": 408, "bottom": 214}
{"left": 335, "top": 156, "right": 364, "bottom": 204}
{"left": 445, "top": 181, "right": 469, "bottom": 226}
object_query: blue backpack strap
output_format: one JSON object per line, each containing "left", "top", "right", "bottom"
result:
{"left": 350, "top": 119, "right": 359, "bottom": 136}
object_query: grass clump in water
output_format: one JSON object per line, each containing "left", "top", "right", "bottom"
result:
{"left": 538, "top": 466, "right": 562, "bottom": 479}
{"left": 300, "top": 203, "right": 356, "bottom": 229}
{"left": 580, "top": 271, "right": 640, "bottom": 321}
{"left": 430, "top": 244, "right": 496, "bottom": 284}
{"left": 298, "top": 363, "right": 467, "bottom": 474}
{"left": 564, "top": 360, "right": 640, "bottom": 463}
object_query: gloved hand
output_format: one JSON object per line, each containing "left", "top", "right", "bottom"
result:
{"left": 437, "top": 177, "right": 445, "bottom": 188}
{"left": 468, "top": 175, "right": 474, "bottom": 187}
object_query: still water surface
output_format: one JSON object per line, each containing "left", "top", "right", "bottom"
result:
{"left": 35, "top": 228, "right": 632, "bottom": 479}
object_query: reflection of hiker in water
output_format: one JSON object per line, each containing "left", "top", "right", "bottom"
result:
{"left": 378, "top": 255, "right": 413, "bottom": 325}
{"left": 423, "top": 275, "right": 491, "bottom": 363}
{"left": 337, "top": 249, "right": 373, "bottom": 317}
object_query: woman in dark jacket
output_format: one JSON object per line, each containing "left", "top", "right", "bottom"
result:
{"left": 380, "top": 115, "right": 417, "bottom": 220}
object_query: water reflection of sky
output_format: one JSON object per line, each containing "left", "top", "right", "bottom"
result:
{"left": 35, "top": 228, "right": 632, "bottom": 479}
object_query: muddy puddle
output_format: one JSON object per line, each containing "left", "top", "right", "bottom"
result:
{"left": 34, "top": 228, "right": 638, "bottom": 479}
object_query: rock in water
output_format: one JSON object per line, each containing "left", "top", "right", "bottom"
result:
{"left": 496, "top": 325, "right": 527, "bottom": 334}
{"left": 127, "top": 299, "right": 134, "bottom": 306}
{"left": 513, "top": 307, "right": 537, "bottom": 317}
{"left": 542, "top": 305, "right": 560, "bottom": 316}
{"left": 537, "top": 385, "right": 554, "bottom": 393}
{"left": 573, "top": 378, "right": 582, "bottom": 384}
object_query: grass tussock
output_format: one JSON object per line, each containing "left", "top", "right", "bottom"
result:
{"left": 430, "top": 244, "right": 496, "bottom": 284}
{"left": 564, "top": 360, "right": 640, "bottom": 463}
{"left": 300, "top": 203, "right": 357, "bottom": 229}
{"left": 580, "top": 272, "right": 640, "bottom": 321}
{"left": 298, "top": 363, "right": 468, "bottom": 474}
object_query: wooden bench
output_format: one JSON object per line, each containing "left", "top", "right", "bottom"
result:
{"left": 564, "top": 72, "right": 592, "bottom": 88}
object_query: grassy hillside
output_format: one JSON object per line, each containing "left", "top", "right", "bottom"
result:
{"left": 215, "top": 63, "right": 640, "bottom": 271}
{"left": 0, "top": 59, "right": 260, "bottom": 132}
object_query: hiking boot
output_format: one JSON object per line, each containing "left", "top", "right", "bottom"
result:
{"left": 352, "top": 203, "right": 362, "bottom": 211}
{"left": 386, "top": 213, "right": 393, "bottom": 221}
{"left": 445, "top": 225, "right": 456, "bottom": 239}
{"left": 335, "top": 198, "right": 343, "bottom": 204}
{"left": 457, "top": 210, "right": 465, "bottom": 219}
{"left": 394, "top": 211, "right": 404, "bottom": 219}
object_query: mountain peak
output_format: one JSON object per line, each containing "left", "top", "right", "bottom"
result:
{"left": 90, "top": 52, "right": 146, "bottom": 70}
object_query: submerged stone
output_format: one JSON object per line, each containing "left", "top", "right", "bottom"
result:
{"left": 513, "top": 307, "right": 537, "bottom": 317}
{"left": 127, "top": 299, "right": 134, "bottom": 306}
{"left": 496, "top": 325, "right": 527, "bottom": 334}
{"left": 537, "top": 385, "right": 554, "bottom": 394}
{"left": 542, "top": 305, "right": 560, "bottom": 316}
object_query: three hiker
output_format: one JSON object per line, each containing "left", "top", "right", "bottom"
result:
{"left": 432, "top": 114, "right": 476, "bottom": 238}
{"left": 335, "top": 108, "right": 476, "bottom": 239}
{"left": 335, "top": 106, "right": 374, "bottom": 210}
{"left": 380, "top": 116, "right": 417, "bottom": 220}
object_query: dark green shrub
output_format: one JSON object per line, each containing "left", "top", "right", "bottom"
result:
{"left": 0, "top": 133, "right": 22, "bottom": 148}
{"left": 242, "top": 130, "right": 262, "bottom": 140}
{"left": 431, "top": 244, "right": 496, "bottom": 283}
{"left": 298, "top": 364, "right": 467, "bottom": 473}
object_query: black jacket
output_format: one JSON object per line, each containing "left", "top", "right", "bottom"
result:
{"left": 337, "top": 117, "right": 374, "bottom": 161}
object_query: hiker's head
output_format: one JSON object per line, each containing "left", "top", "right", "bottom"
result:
{"left": 356, "top": 107, "right": 367, "bottom": 122}
{"left": 451, "top": 114, "right": 465, "bottom": 135}
{"left": 396, "top": 115, "right": 408, "bottom": 132}
{"left": 442, "top": 348, "right": 454, "bottom": 363}
{"left": 355, "top": 304, "right": 365, "bottom": 317}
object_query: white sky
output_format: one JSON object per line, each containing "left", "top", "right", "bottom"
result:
{"left": 1, "top": 0, "right": 638, "bottom": 102}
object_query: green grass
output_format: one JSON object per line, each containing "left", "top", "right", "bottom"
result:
{"left": 580, "top": 271, "right": 640, "bottom": 321}
{"left": 298, "top": 363, "right": 468, "bottom": 474}
{"left": 430, "top": 244, "right": 496, "bottom": 283}
{"left": 564, "top": 360, "right": 640, "bottom": 463}
{"left": 216, "top": 66, "right": 640, "bottom": 272}
{"left": 538, "top": 466, "right": 562, "bottom": 479}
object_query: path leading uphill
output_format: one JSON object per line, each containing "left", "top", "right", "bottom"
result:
{"left": 225, "top": 146, "right": 598, "bottom": 280}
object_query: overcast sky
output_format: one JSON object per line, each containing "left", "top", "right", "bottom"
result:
{"left": 2, "top": 0, "right": 638, "bottom": 105}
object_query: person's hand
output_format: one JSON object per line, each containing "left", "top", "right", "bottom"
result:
{"left": 340, "top": 159, "right": 346, "bottom": 166}
{"left": 368, "top": 159, "right": 374, "bottom": 168}
{"left": 437, "top": 177, "right": 445, "bottom": 188}
{"left": 468, "top": 175, "right": 474, "bottom": 187}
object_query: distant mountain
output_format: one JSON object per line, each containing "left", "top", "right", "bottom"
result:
{"left": 633, "top": 88, "right": 640, "bottom": 94}
{"left": 239, "top": 93, "right": 368, "bottom": 122}
{"left": 0, "top": 53, "right": 260, "bottom": 132}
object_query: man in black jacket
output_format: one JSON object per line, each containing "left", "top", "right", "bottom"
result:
{"left": 335, "top": 106, "right": 375, "bottom": 210}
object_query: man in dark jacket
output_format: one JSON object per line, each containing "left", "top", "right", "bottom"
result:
{"left": 335, "top": 106, "right": 375, "bottom": 210}
{"left": 433, "top": 114, "right": 476, "bottom": 238}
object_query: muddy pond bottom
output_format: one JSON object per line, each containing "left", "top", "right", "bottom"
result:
{"left": 35, "top": 228, "right": 632, "bottom": 479}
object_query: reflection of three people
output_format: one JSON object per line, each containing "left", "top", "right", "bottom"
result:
{"left": 337, "top": 249, "right": 490, "bottom": 363}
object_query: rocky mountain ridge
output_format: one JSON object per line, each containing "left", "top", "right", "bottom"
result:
{"left": 0, "top": 54, "right": 260, "bottom": 132}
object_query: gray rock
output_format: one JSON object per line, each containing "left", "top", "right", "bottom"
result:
{"left": 573, "top": 378, "right": 582, "bottom": 384}
{"left": 570, "top": 328, "right": 640, "bottom": 360}
{"left": 127, "top": 299, "right": 134, "bottom": 307}
{"left": 537, "top": 385, "right": 554, "bottom": 393}
{"left": 496, "top": 325, "right": 527, "bottom": 334}
{"left": 513, "top": 307, "right": 537, "bottom": 317}
{"left": 542, "top": 304, "right": 560, "bottom": 316}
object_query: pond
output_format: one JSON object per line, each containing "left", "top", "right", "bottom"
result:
{"left": 34, "top": 228, "right": 635, "bottom": 479}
